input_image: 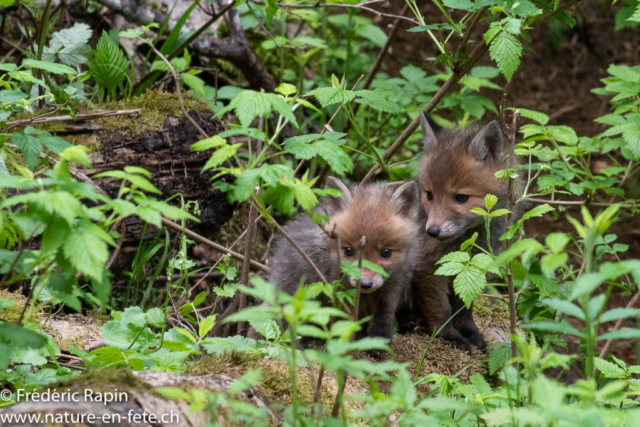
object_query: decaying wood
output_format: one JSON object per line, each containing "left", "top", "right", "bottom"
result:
{"left": 6, "top": 109, "right": 142, "bottom": 129}
{"left": 86, "top": 110, "right": 235, "bottom": 271}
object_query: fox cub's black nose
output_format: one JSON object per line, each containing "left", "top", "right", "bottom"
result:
{"left": 427, "top": 227, "right": 440, "bottom": 238}
{"left": 360, "top": 279, "right": 373, "bottom": 289}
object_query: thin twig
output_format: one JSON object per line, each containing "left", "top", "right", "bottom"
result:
{"left": 238, "top": 192, "right": 259, "bottom": 336}
{"left": 5, "top": 109, "right": 142, "bottom": 130}
{"left": 360, "top": 0, "right": 585, "bottom": 184}
{"left": 146, "top": 43, "right": 208, "bottom": 139}
{"left": 597, "top": 289, "right": 640, "bottom": 361}
{"left": 160, "top": 218, "right": 269, "bottom": 272}
{"left": 252, "top": 0, "right": 418, "bottom": 24}
{"left": 505, "top": 110, "right": 520, "bottom": 359}
{"left": 263, "top": 209, "right": 329, "bottom": 285}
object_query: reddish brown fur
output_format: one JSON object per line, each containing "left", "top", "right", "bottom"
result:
{"left": 401, "top": 115, "right": 519, "bottom": 353}
{"left": 329, "top": 186, "right": 418, "bottom": 282}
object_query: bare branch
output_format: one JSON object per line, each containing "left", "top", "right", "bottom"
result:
{"left": 160, "top": 218, "right": 270, "bottom": 272}
{"left": 147, "top": 41, "right": 209, "bottom": 139}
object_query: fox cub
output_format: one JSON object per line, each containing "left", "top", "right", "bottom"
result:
{"left": 269, "top": 177, "right": 421, "bottom": 340}
{"left": 402, "top": 112, "right": 517, "bottom": 353}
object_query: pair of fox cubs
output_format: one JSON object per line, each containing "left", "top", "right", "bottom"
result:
{"left": 269, "top": 113, "right": 512, "bottom": 353}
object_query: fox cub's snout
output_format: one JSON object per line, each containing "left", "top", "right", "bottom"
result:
{"left": 322, "top": 177, "right": 420, "bottom": 293}
{"left": 418, "top": 113, "right": 509, "bottom": 240}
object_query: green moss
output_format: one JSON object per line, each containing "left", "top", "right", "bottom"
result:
{"left": 0, "top": 289, "right": 26, "bottom": 323}
{"left": 8, "top": 91, "right": 212, "bottom": 151}
{"left": 57, "top": 367, "right": 153, "bottom": 400}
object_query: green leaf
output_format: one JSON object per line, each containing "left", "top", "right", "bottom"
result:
{"left": 230, "top": 369, "right": 263, "bottom": 396}
{"left": 217, "top": 90, "right": 297, "bottom": 128}
{"left": 285, "top": 137, "right": 319, "bottom": 160}
{"left": 44, "top": 23, "right": 92, "bottom": 66}
{"left": 11, "top": 133, "right": 42, "bottom": 169}
{"left": 119, "top": 28, "right": 144, "bottom": 38}
{"left": 41, "top": 136, "right": 73, "bottom": 154}
{"left": 629, "top": 5, "right": 640, "bottom": 22}
{"left": 199, "top": 315, "right": 216, "bottom": 339}
{"left": 265, "top": 0, "right": 278, "bottom": 20}
{"left": 453, "top": 265, "right": 486, "bottom": 308}
{"left": 518, "top": 108, "right": 549, "bottom": 125}
{"left": 191, "top": 136, "right": 226, "bottom": 152}
{"left": 202, "top": 143, "right": 242, "bottom": 172}
{"left": 542, "top": 298, "right": 585, "bottom": 321}
{"left": 594, "top": 358, "right": 627, "bottom": 379}
{"left": 232, "top": 168, "right": 261, "bottom": 202}
{"left": 266, "top": 93, "right": 298, "bottom": 128}
{"left": 290, "top": 180, "right": 318, "bottom": 211}
{"left": 305, "top": 87, "right": 356, "bottom": 108}
{"left": 522, "top": 320, "right": 583, "bottom": 338}
{"left": 315, "top": 140, "right": 353, "bottom": 176}
{"left": 522, "top": 203, "right": 555, "bottom": 220}
{"left": 63, "top": 227, "right": 109, "bottom": 281}
{"left": 181, "top": 73, "right": 205, "bottom": 95}
{"left": 488, "top": 343, "right": 511, "bottom": 375}
{"left": 0, "top": 88, "right": 28, "bottom": 102}
{"left": 89, "top": 31, "right": 128, "bottom": 91}
{"left": 355, "top": 24, "right": 387, "bottom": 47}
{"left": 354, "top": 90, "right": 400, "bottom": 113}
{"left": 598, "top": 329, "right": 640, "bottom": 341}
{"left": 23, "top": 59, "right": 77, "bottom": 75}
{"left": 485, "top": 194, "right": 498, "bottom": 210}
{"left": 600, "top": 308, "right": 640, "bottom": 324}
{"left": 489, "top": 32, "right": 522, "bottom": 82}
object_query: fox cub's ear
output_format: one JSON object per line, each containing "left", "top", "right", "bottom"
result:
{"left": 390, "top": 180, "right": 420, "bottom": 220}
{"left": 323, "top": 176, "right": 354, "bottom": 215}
{"left": 420, "top": 112, "right": 443, "bottom": 155}
{"left": 469, "top": 120, "right": 505, "bottom": 161}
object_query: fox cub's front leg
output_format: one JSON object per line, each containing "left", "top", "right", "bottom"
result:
{"left": 415, "top": 275, "right": 475, "bottom": 354}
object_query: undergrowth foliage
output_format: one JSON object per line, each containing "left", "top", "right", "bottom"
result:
{"left": 2, "top": 0, "right": 640, "bottom": 425}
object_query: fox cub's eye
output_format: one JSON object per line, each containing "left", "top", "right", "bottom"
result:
{"left": 380, "top": 249, "right": 393, "bottom": 259}
{"left": 425, "top": 191, "right": 433, "bottom": 201}
{"left": 455, "top": 194, "right": 469, "bottom": 203}
{"left": 343, "top": 247, "right": 355, "bottom": 257}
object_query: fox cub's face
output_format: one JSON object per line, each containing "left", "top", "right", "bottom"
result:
{"left": 418, "top": 113, "right": 509, "bottom": 240}
{"left": 321, "top": 178, "right": 419, "bottom": 293}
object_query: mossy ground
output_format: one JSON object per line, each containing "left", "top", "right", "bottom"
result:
{"left": 7, "top": 91, "right": 211, "bottom": 160}
{"left": 186, "top": 297, "right": 509, "bottom": 411}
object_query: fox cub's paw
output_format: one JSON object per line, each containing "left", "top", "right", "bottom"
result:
{"left": 441, "top": 327, "right": 474, "bottom": 354}
{"left": 458, "top": 325, "right": 487, "bottom": 351}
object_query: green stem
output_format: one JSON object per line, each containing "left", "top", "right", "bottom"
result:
{"left": 345, "top": 102, "right": 385, "bottom": 168}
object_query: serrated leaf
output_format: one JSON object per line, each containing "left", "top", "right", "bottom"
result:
{"left": 44, "top": 23, "right": 92, "bottom": 66}
{"left": 202, "top": 143, "right": 242, "bottom": 171}
{"left": 453, "top": 266, "right": 486, "bottom": 308}
{"left": 305, "top": 87, "right": 356, "bottom": 108}
{"left": 594, "top": 358, "right": 627, "bottom": 379}
{"left": 316, "top": 140, "right": 353, "bottom": 176}
{"left": 191, "top": 136, "right": 226, "bottom": 152}
{"left": 89, "top": 31, "right": 128, "bottom": 90}
{"left": 11, "top": 133, "right": 42, "bottom": 169}
{"left": 354, "top": 90, "right": 400, "bottom": 113}
{"left": 63, "top": 228, "right": 109, "bottom": 281}
{"left": 199, "top": 315, "right": 216, "bottom": 339}
{"left": 489, "top": 32, "right": 522, "bottom": 82}
{"left": 488, "top": 343, "right": 511, "bottom": 375}
{"left": 518, "top": 108, "right": 549, "bottom": 125}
